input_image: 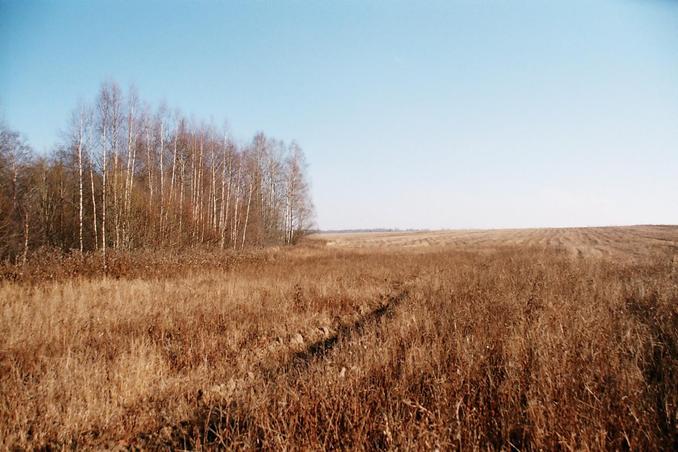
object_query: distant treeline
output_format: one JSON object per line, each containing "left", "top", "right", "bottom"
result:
{"left": 0, "top": 81, "right": 313, "bottom": 264}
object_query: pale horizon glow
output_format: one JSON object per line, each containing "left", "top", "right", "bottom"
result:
{"left": 1, "top": 0, "right": 677, "bottom": 230}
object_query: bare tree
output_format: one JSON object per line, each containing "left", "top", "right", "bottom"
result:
{"left": 96, "top": 83, "right": 113, "bottom": 271}
{"left": 90, "top": 157, "right": 98, "bottom": 250}
{"left": 68, "top": 103, "right": 92, "bottom": 254}
{"left": 0, "top": 81, "right": 315, "bottom": 260}
{"left": 284, "top": 142, "right": 313, "bottom": 244}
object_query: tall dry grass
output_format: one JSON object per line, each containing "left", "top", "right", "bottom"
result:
{"left": 1, "top": 235, "right": 676, "bottom": 449}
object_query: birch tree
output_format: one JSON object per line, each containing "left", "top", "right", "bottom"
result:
{"left": 0, "top": 81, "right": 314, "bottom": 260}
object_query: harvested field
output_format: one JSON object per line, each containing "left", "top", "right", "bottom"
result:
{"left": 1, "top": 226, "right": 677, "bottom": 449}
{"left": 317, "top": 225, "right": 678, "bottom": 260}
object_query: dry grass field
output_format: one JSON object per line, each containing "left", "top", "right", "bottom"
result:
{"left": 319, "top": 225, "right": 678, "bottom": 260}
{"left": 1, "top": 226, "right": 677, "bottom": 449}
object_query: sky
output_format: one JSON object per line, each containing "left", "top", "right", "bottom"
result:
{"left": 1, "top": 0, "right": 677, "bottom": 230}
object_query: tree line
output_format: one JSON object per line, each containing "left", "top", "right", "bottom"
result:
{"left": 0, "top": 81, "right": 313, "bottom": 265}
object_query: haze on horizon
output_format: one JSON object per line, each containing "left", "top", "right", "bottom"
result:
{"left": 1, "top": 0, "right": 677, "bottom": 230}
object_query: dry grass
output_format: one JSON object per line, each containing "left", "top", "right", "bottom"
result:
{"left": 315, "top": 225, "right": 678, "bottom": 260}
{"left": 1, "top": 226, "right": 677, "bottom": 449}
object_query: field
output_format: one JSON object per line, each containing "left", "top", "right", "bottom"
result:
{"left": 1, "top": 226, "right": 677, "bottom": 449}
{"left": 320, "top": 225, "right": 678, "bottom": 260}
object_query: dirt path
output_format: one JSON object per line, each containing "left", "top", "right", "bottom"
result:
{"left": 135, "top": 282, "right": 413, "bottom": 448}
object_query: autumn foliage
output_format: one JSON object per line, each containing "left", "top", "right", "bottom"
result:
{"left": 0, "top": 81, "right": 313, "bottom": 264}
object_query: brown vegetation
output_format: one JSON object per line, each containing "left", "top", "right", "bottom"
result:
{"left": 1, "top": 226, "right": 677, "bottom": 449}
{"left": 0, "top": 81, "right": 313, "bottom": 264}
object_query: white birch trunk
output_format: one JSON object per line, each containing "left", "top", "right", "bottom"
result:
{"left": 241, "top": 179, "right": 254, "bottom": 250}
{"left": 77, "top": 111, "right": 84, "bottom": 254}
{"left": 159, "top": 121, "right": 164, "bottom": 235}
{"left": 90, "top": 163, "right": 98, "bottom": 251}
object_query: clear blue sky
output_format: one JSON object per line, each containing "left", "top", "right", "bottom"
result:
{"left": 1, "top": 0, "right": 677, "bottom": 229}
